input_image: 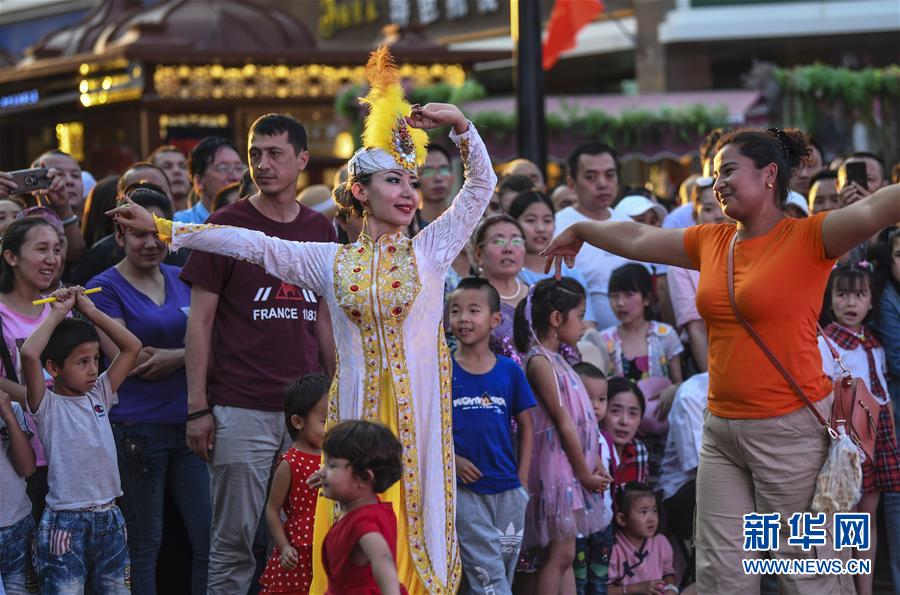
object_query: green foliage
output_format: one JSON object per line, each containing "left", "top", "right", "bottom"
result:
{"left": 777, "top": 64, "right": 900, "bottom": 109}
{"left": 773, "top": 64, "right": 900, "bottom": 166}
{"left": 465, "top": 103, "right": 730, "bottom": 145}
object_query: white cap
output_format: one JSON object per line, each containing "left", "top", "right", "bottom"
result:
{"left": 785, "top": 190, "right": 809, "bottom": 216}
{"left": 613, "top": 195, "right": 668, "bottom": 223}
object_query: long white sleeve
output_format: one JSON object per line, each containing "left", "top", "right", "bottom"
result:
{"left": 415, "top": 123, "right": 497, "bottom": 273}
{"left": 170, "top": 222, "right": 335, "bottom": 296}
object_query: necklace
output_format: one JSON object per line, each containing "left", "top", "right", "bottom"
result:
{"left": 497, "top": 279, "right": 523, "bottom": 301}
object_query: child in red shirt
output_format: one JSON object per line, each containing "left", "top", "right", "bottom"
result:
{"left": 318, "top": 420, "right": 406, "bottom": 595}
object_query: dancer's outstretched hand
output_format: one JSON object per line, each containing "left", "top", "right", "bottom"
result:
{"left": 106, "top": 197, "right": 157, "bottom": 234}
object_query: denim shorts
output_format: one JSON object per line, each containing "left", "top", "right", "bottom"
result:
{"left": 34, "top": 505, "right": 130, "bottom": 594}
{"left": 0, "top": 514, "right": 37, "bottom": 594}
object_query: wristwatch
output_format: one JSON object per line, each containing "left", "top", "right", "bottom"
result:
{"left": 61, "top": 215, "right": 79, "bottom": 226}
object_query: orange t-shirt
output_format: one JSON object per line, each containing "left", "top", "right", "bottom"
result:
{"left": 683, "top": 213, "right": 835, "bottom": 419}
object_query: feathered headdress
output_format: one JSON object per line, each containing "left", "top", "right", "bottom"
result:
{"left": 347, "top": 47, "right": 429, "bottom": 178}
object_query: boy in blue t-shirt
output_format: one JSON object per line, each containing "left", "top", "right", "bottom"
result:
{"left": 448, "top": 277, "right": 536, "bottom": 594}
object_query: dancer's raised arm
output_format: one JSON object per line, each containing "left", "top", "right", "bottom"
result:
{"left": 107, "top": 199, "right": 334, "bottom": 296}
{"left": 415, "top": 117, "right": 497, "bottom": 272}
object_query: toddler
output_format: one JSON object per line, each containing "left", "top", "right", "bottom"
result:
{"left": 608, "top": 483, "right": 676, "bottom": 595}
{"left": 319, "top": 420, "right": 406, "bottom": 595}
{"left": 260, "top": 374, "right": 330, "bottom": 594}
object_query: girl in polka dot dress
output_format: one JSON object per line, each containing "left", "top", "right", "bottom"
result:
{"left": 260, "top": 375, "right": 330, "bottom": 594}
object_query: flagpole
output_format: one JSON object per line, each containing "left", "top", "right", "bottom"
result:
{"left": 512, "top": 0, "right": 547, "bottom": 176}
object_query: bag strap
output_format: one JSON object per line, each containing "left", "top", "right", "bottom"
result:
{"left": 815, "top": 321, "right": 853, "bottom": 378}
{"left": 726, "top": 233, "right": 829, "bottom": 429}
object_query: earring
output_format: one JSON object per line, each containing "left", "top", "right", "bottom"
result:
{"left": 360, "top": 204, "right": 372, "bottom": 239}
{"left": 766, "top": 182, "right": 773, "bottom": 189}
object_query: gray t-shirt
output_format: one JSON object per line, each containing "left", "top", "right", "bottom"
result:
{"left": 0, "top": 402, "right": 33, "bottom": 527}
{"left": 30, "top": 373, "right": 122, "bottom": 511}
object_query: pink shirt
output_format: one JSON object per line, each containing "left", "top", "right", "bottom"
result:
{"left": 666, "top": 266, "right": 701, "bottom": 327}
{"left": 609, "top": 531, "right": 674, "bottom": 587}
{"left": 0, "top": 301, "right": 55, "bottom": 467}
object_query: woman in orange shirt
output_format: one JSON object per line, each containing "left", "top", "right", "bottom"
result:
{"left": 543, "top": 127, "right": 900, "bottom": 593}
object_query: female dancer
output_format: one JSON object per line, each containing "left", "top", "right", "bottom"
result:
{"left": 108, "top": 48, "right": 496, "bottom": 594}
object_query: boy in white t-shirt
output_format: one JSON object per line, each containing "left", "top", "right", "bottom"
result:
{"left": 0, "top": 389, "right": 37, "bottom": 594}
{"left": 21, "top": 286, "right": 141, "bottom": 593}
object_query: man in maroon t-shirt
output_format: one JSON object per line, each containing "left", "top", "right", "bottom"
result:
{"left": 179, "top": 114, "right": 336, "bottom": 594}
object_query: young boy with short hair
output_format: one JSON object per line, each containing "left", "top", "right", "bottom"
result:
{"left": 21, "top": 286, "right": 141, "bottom": 593}
{"left": 448, "top": 276, "right": 537, "bottom": 594}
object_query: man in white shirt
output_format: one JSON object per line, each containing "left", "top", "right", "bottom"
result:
{"left": 554, "top": 142, "right": 631, "bottom": 328}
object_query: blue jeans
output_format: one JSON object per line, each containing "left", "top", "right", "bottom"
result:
{"left": 574, "top": 523, "right": 614, "bottom": 595}
{"left": 0, "top": 514, "right": 35, "bottom": 594}
{"left": 112, "top": 422, "right": 211, "bottom": 595}
{"left": 34, "top": 506, "right": 130, "bottom": 594}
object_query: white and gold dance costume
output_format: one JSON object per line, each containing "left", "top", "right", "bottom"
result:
{"left": 156, "top": 124, "right": 495, "bottom": 593}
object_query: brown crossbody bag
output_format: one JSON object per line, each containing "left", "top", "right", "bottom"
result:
{"left": 726, "top": 233, "right": 879, "bottom": 461}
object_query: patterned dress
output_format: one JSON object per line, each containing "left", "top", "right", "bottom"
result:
{"left": 260, "top": 448, "right": 320, "bottom": 593}
{"left": 161, "top": 124, "right": 496, "bottom": 595}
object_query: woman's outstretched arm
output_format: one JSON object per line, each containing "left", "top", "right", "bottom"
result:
{"left": 542, "top": 220, "right": 694, "bottom": 277}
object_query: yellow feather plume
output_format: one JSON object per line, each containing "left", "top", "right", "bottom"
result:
{"left": 359, "top": 47, "right": 429, "bottom": 171}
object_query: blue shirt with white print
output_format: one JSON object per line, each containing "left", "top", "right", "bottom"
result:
{"left": 451, "top": 354, "right": 536, "bottom": 495}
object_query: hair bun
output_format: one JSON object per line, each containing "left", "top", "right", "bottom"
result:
{"left": 768, "top": 127, "right": 811, "bottom": 170}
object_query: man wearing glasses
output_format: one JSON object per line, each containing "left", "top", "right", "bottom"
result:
{"left": 416, "top": 144, "right": 454, "bottom": 227}
{"left": 175, "top": 137, "right": 246, "bottom": 224}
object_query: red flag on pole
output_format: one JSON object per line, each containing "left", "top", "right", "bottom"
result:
{"left": 542, "top": 0, "right": 604, "bottom": 70}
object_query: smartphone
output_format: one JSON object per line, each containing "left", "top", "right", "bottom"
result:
{"left": 8, "top": 167, "right": 50, "bottom": 194}
{"left": 844, "top": 162, "right": 868, "bottom": 190}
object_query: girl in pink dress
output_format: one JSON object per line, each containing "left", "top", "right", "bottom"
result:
{"left": 513, "top": 277, "right": 614, "bottom": 593}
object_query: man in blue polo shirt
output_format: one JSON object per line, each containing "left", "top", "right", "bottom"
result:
{"left": 174, "top": 137, "right": 245, "bottom": 224}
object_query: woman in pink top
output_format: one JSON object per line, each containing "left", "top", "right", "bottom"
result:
{"left": 0, "top": 217, "right": 66, "bottom": 523}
